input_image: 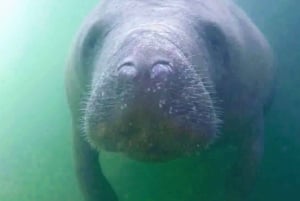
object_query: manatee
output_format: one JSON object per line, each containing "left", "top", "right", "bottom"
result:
{"left": 65, "top": 0, "right": 275, "bottom": 200}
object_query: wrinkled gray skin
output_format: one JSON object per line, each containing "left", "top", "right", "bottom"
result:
{"left": 65, "top": 0, "right": 275, "bottom": 201}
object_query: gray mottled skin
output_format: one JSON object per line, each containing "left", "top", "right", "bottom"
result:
{"left": 65, "top": 0, "right": 275, "bottom": 201}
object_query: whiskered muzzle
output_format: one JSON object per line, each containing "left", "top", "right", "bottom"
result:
{"left": 82, "top": 58, "right": 221, "bottom": 161}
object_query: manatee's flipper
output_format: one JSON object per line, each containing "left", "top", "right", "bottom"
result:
{"left": 73, "top": 126, "right": 118, "bottom": 201}
{"left": 226, "top": 113, "right": 264, "bottom": 201}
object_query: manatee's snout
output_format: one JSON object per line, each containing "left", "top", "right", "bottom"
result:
{"left": 85, "top": 30, "right": 220, "bottom": 162}
{"left": 112, "top": 32, "right": 188, "bottom": 127}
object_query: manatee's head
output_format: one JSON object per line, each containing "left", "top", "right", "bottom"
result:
{"left": 82, "top": 25, "right": 222, "bottom": 162}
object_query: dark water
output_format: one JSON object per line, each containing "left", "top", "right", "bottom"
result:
{"left": 237, "top": 1, "right": 300, "bottom": 200}
{"left": 0, "top": 0, "right": 299, "bottom": 201}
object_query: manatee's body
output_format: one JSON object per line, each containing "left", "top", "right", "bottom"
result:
{"left": 65, "top": 0, "right": 274, "bottom": 201}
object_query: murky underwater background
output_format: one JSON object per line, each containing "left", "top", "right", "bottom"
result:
{"left": 0, "top": 0, "right": 299, "bottom": 200}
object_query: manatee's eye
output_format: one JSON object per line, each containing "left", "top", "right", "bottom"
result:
{"left": 81, "top": 25, "right": 102, "bottom": 66}
{"left": 206, "top": 25, "right": 223, "bottom": 49}
{"left": 76, "top": 24, "right": 104, "bottom": 86}
{"left": 78, "top": 17, "right": 112, "bottom": 79}
{"left": 205, "top": 24, "right": 229, "bottom": 66}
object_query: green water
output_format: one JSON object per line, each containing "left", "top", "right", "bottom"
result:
{"left": 0, "top": 0, "right": 97, "bottom": 200}
{"left": 0, "top": 0, "right": 299, "bottom": 201}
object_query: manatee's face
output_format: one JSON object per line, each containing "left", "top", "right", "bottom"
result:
{"left": 83, "top": 28, "right": 220, "bottom": 162}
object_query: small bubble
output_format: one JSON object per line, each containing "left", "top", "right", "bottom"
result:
{"left": 169, "top": 107, "right": 173, "bottom": 114}
{"left": 120, "top": 104, "right": 127, "bottom": 110}
{"left": 192, "top": 106, "right": 196, "bottom": 111}
{"left": 159, "top": 99, "right": 165, "bottom": 108}
{"left": 147, "top": 88, "right": 151, "bottom": 92}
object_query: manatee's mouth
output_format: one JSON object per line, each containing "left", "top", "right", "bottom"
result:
{"left": 86, "top": 104, "right": 215, "bottom": 162}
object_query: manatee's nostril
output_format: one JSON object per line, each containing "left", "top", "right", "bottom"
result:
{"left": 118, "top": 64, "right": 138, "bottom": 81}
{"left": 151, "top": 62, "right": 173, "bottom": 80}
